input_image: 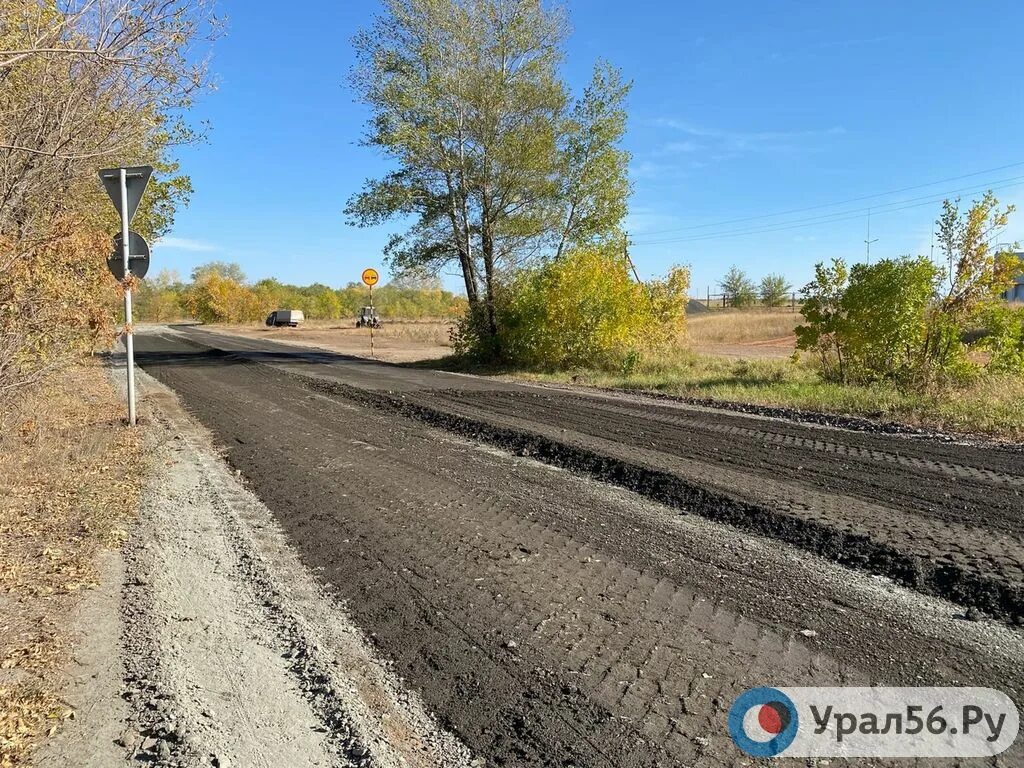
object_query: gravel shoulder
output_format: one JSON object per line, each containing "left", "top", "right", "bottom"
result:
{"left": 38, "top": 360, "right": 469, "bottom": 768}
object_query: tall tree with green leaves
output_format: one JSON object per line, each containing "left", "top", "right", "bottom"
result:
{"left": 346, "top": 0, "right": 631, "bottom": 350}
{"left": 719, "top": 265, "right": 757, "bottom": 308}
{"left": 759, "top": 273, "right": 792, "bottom": 307}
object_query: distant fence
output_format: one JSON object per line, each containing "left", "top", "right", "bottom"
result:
{"left": 695, "top": 291, "right": 800, "bottom": 311}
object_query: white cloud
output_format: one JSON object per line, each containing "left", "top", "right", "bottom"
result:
{"left": 649, "top": 118, "right": 845, "bottom": 156}
{"left": 156, "top": 236, "right": 219, "bottom": 252}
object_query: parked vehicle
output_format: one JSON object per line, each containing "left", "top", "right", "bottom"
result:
{"left": 356, "top": 306, "right": 382, "bottom": 329}
{"left": 265, "top": 309, "right": 304, "bottom": 328}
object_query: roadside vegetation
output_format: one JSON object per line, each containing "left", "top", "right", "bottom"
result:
{"left": 796, "top": 193, "right": 1022, "bottom": 388}
{"left": 132, "top": 263, "right": 468, "bottom": 323}
{"left": 500, "top": 195, "right": 1024, "bottom": 439}
{"left": 513, "top": 352, "right": 1024, "bottom": 439}
{"left": 0, "top": 362, "right": 143, "bottom": 767}
{"left": 0, "top": 0, "right": 216, "bottom": 401}
{"left": 0, "top": 2, "right": 216, "bottom": 764}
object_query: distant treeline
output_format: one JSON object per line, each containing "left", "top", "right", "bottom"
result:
{"left": 133, "top": 262, "right": 467, "bottom": 323}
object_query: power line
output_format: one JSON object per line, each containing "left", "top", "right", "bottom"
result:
{"left": 637, "top": 160, "right": 1024, "bottom": 236}
{"left": 632, "top": 176, "right": 1024, "bottom": 246}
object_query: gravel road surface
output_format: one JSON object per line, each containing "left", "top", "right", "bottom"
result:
{"left": 38, "top": 361, "right": 470, "bottom": 768}
{"left": 125, "top": 325, "right": 1024, "bottom": 766}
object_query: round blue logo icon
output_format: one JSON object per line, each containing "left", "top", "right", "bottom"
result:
{"left": 728, "top": 687, "right": 799, "bottom": 757}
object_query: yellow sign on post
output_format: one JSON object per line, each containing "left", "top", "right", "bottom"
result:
{"left": 361, "top": 268, "right": 380, "bottom": 358}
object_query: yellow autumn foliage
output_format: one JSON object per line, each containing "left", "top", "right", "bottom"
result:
{"left": 181, "top": 273, "right": 262, "bottom": 324}
{"left": 0, "top": 222, "right": 117, "bottom": 398}
{"left": 463, "top": 247, "right": 689, "bottom": 369}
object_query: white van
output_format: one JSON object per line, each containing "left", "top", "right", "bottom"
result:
{"left": 265, "top": 309, "right": 304, "bottom": 328}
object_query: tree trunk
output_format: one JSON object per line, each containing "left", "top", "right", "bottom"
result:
{"left": 481, "top": 189, "right": 500, "bottom": 354}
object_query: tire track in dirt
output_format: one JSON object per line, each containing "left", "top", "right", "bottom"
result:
{"left": 289, "top": 377, "right": 1024, "bottom": 623}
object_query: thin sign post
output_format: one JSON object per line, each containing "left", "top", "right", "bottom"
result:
{"left": 362, "top": 268, "right": 379, "bottom": 359}
{"left": 99, "top": 165, "right": 153, "bottom": 426}
{"left": 119, "top": 169, "right": 137, "bottom": 425}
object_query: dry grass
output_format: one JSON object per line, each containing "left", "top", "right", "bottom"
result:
{"left": 686, "top": 310, "right": 801, "bottom": 345}
{"left": 0, "top": 361, "right": 142, "bottom": 767}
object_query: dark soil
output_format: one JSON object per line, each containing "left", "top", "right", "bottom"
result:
{"left": 133, "top": 328, "right": 1024, "bottom": 767}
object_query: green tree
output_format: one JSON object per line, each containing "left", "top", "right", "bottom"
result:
{"left": 936, "top": 192, "right": 1019, "bottom": 317}
{"left": 796, "top": 246, "right": 1015, "bottom": 388}
{"left": 719, "top": 266, "right": 757, "bottom": 308}
{"left": 346, "top": 0, "right": 631, "bottom": 353}
{"left": 759, "top": 273, "right": 792, "bottom": 308}
{"left": 554, "top": 61, "right": 632, "bottom": 258}
{"left": 795, "top": 258, "right": 850, "bottom": 381}
{"left": 192, "top": 261, "right": 247, "bottom": 284}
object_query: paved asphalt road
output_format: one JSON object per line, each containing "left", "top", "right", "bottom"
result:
{"left": 134, "top": 325, "right": 1024, "bottom": 767}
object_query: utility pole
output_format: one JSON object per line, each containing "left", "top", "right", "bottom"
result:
{"left": 624, "top": 232, "right": 642, "bottom": 283}
{"left": 864, "top": 208, "right": 879, "bottom": 265}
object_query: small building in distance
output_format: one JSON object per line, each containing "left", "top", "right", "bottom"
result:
{"left": 1002, "top": 251, "right": 1024, "bottom": 302}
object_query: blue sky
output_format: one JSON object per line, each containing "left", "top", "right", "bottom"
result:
{"left": 158, "top": 0, "right": 1024, "bottom": 295}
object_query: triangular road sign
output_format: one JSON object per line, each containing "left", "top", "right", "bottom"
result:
{"left": 98, "top": 166, "right": 153, "bottom": 224}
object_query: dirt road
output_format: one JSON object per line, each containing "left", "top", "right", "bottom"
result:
{"left": 130, "top": 325, "right": 1024, "bottom": 766}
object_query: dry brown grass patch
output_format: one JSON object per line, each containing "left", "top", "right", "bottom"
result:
{"left": 0, "top": 360, "right": 142, "bottom": 766}
{"left": 687, "top": 310, "right": 801, "bottom": 344}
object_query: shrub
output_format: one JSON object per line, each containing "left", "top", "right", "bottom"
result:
{"left": 455, "top": 247, "right": 688, "bottom": 369}
{"left": 797, "top": 195, "right": 1021, "bottom": 390}
{"left": 797, "top": 256, "right": 971, "bottom": 387}
{"left": 977, "top": 303, "right": 1024, "bottom": 373}
{"left": 0, "top": 221, "right": 115, "bottom": 397}
{"left": 793, "top": 259, "right": 850, "bottom": 382}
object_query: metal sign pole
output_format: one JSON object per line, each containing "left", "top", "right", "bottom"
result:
{"left": 120, "top": 168, "right": 137, "bottom": 426}
{"left": 369, "top": 283, "right": 374, "bottom": 358}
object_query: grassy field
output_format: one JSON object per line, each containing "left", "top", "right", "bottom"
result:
{"left": 686, "top": 309, "right": 800, "bottom": 344}
{"left": 0, "top": 361, "right": 142, "bottom": 766}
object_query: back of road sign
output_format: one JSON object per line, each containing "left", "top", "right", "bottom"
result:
{"left": 98, "top": 166, "right": 153, "bottom": 224}
{"left": 107, "top": 231, "right": 151, "bottom": 280}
